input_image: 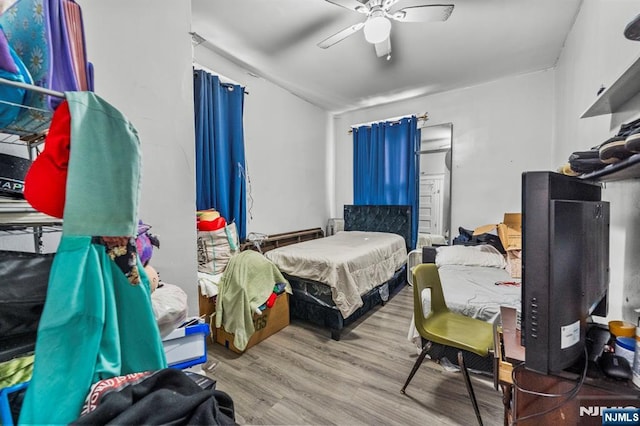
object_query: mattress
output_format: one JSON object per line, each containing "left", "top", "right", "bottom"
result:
{"left": 264, "top": 230, "right": 407, "bottom": 318}
{"left": 408, "top": 263, "right": 520, "bottom": 348}
{"left": 429, "top": 264, "right": 520, "bottom": 322}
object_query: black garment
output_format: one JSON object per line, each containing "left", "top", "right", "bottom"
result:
{"left": 0, "top": 250, "right": 54, "bottom": 362}
{"left": 71, "top": 368, "right": 236, "bottom": 425}
{"left": 452, "top": 227, "right": 506, "bottom": 254}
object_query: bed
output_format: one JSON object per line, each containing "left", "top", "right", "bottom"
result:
{"left": 407, "top": 244, "right": 521, "bottom": 353}
{"left": 263, "top": 204, "right": 411, "bottom": 340}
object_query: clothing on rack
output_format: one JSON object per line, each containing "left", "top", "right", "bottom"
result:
{"left": 23, "top": 99, "right": 70, "bottom": 217}
{"left": 0, "top": 26, "right": 31, "bottom": 129}
{"left": 18, "top": 91, "right": 167, "bottom": 425}
{"left": 0, "top": 27, "right": 17, "bottom": 74}
{"left": 0, "top": 250, "right": 54, "bottom": 363}
{"left": 46, "top": 0, "right": 92, "bottom": 110}
{"left": 0, "top": 0, "right": 92, "bottom": 135}
{"left": 0, "top": 0, "right": 53, "bottom": 134}
{"left": 0, "top": 354, "right": 33, "bottom": 389}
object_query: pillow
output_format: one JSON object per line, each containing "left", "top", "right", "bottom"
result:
{"left": 436, "top": 244, "right": 507, "bottom": 269}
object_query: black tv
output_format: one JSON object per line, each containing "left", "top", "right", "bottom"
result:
{"left": 521, "top": 171, "right": 610, "bottom": 375}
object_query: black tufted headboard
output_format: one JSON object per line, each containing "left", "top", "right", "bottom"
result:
{"left": 343, "top": 205, "right": 412, "bottom": 250}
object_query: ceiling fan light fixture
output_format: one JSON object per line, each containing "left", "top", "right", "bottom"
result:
{"left": 364, "top": 15, "right": 391, "bottom": 44}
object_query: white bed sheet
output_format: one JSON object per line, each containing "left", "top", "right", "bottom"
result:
{"left": 264, "top": 230, "right": 407, "bottom": 318}
{"left": 407, "top": 264, "right": 520, "bottom": 348}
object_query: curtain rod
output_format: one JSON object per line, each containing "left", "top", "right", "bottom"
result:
{"left": 347, "top": 113, "right": 428, "bottom": 134}
{"left": 192, "top": 62, "right": 249, "bottom": 95}
{"left": 0, "top": 77, "right": 65, "bottom": 98}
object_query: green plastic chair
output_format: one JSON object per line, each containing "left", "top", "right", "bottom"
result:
{"left": 400, "top": 263, "right": 494, "bottom": 426}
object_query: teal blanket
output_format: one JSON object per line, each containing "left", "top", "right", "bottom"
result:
{"left": 215, "top": 251, "right": 290, "bottom": 351}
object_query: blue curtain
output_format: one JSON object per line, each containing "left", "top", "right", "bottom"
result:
{"left": 194, "top": 70, "right": 247, "bottom": 241}
{"left": 353, "top": 116, "right": 420, "bottom": 248}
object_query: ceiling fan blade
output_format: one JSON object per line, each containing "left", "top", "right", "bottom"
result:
{"left": 382, "top": 0, "right": 400, "bottom": 10}
{"left": 325, "top": 0, "right": 369, "bottom": 14}
{"left": 390, "top": 4, "right": 454, "bottom": 23}
{"left": 317, "top": 22, "right": 365, "bottom": 48}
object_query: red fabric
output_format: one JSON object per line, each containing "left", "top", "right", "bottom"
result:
{"left": 24, "top": 101, "right": 71, "bottom": 218}
{"left": 265, "top": 292, "right": 277, "bottom": 309}
{"left": 197, "top": 216, "right": 226, "bottom": 231}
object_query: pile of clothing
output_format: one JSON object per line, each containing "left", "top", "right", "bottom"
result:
{"left": 72, "top": 369, "right": 235, "bottom": 425}
{"left": 215, "top": 250, "right": 290, "bottom": 352}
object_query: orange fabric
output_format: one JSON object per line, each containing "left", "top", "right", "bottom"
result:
{"left": 24, "top": 101, "right": 71, "bottom": 218}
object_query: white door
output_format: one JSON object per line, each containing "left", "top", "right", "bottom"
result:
{"left": 419, "top": 174, "right": 444, "bottom": 236}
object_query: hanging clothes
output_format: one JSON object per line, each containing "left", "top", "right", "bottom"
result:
{"left": 0, "top": 0, "right": 94, "bottom": 132}
{"left": 0, "top": 0, "right": 51, "bottom": 133}
{"left": 18, "top": 92, "right": 167, "bottom": 425}
{"left": 0, "top": 26, "right": 31, "bottom": 128}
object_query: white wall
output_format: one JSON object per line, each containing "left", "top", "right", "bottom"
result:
{"left": 74, "top": 0, "right": 640, "bottom": 323}
{"left": 78, "top": 1, "right": 330, "bottom": 315}
{"left": 333, "top": 70, "right": 555, "bottom": 233}
{"left": 193, "top": 45, "right": 330, "bottom": 236}
{"left": 79, "top": 1, "right": 199, "bottom": 313}
{"left": 554, "top": 0, "right": 640, "bottom": 322}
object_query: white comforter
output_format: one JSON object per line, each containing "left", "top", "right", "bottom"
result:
{"left": 264, "top": 231, "right": 407, "bottom": 318}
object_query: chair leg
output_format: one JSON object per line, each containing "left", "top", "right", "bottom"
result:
{"left": 401, "top": 341, "right": 432, "bottom": 394}
{"left": 458, "top": 351, "right": 483, "bottom": 426}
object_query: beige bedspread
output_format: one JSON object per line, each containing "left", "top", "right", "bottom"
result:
{"left": 264, "top": 231, "right": 407, "bottom": 318}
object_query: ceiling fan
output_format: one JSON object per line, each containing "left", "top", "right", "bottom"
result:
{"left": 318, "top": 0, "right": 454, "bottom": 59}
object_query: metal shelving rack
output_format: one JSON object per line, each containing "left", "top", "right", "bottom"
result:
{"left": 0, "top": 78, "right": 64, "bottom": 252}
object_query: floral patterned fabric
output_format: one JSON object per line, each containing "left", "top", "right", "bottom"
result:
{"left": 0, "top": 0, "right": 52, "bottom": 135}
{"left": 0, "top": 0, "right": 92, "bottom": 135}
{"left": 92, "top": 236, "right": 141, "bottom": 285}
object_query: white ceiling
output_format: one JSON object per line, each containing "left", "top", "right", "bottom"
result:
{"left": 191, "top": 0, "right": 583, "bottom": 114}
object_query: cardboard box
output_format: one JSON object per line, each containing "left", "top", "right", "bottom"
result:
{"left": 506, "top": 249, "right": 522, "bottom": 279}
{"left": 473, "top": 213, "right": 522, "bottom": 251}
{"left": 215, "top": 292, "right": 289, "bottom": 354}
{"left": 473, "top": 213, "right": 522, "bottom": 278}
{"left": 199, "top": 293, "right": 217, "bottom": 322}
{"left": 162, "top": 321, "right": 210, "bottom": 369}
{"left": 498, "top": 213, "right": 522, "bottom": 250}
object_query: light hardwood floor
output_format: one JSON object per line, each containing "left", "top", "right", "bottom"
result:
{"left": 204, "top": 285, "right": 505, "bottom": 425}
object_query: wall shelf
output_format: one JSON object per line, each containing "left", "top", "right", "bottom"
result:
{"left": 580, "top": 153, "right": 640, "bottom": 182}
{"left": 581, "top": 53, "right": 640, "bottom": 118}
{"left": 576, "top": 52, "right": 640, "bottom": 180}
